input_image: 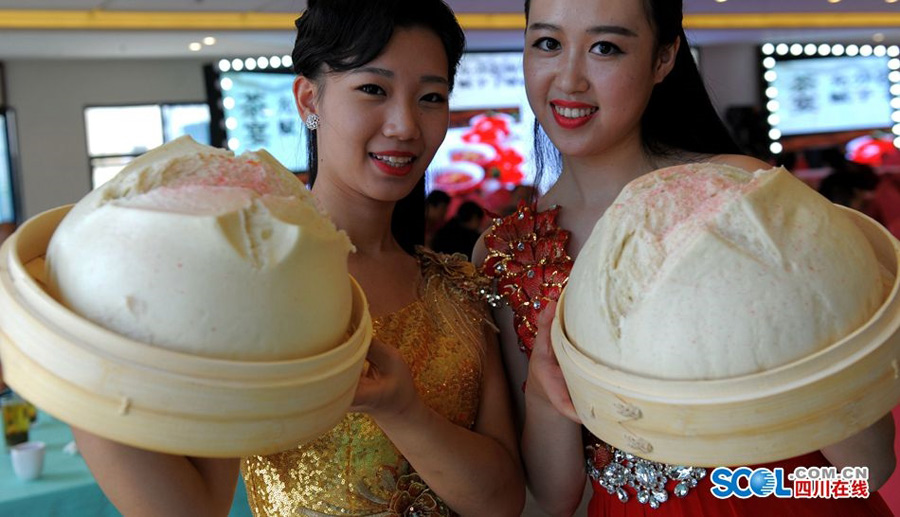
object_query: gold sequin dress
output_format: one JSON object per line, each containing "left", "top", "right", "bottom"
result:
{"left": 241, "top": 249, "right": 491, "bottom": 517}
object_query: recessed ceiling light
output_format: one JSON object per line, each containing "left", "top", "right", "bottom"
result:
{"left": 715, "top": 0, "right": 727, "bottom": 3}
{"left": 827, "top": 0, "right": 841, "bottom": 3}
{"left": 887, "top": 0, "right": 898, "bottom": 4}
{"left": 203, "top": 36, "right": 216, "bottom": 46}
{"left": 188, "top": 42, "right": 202, "bottom": 51}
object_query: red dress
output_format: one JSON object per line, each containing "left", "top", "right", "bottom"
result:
{"left": 482, "top": 203, "right": 892, "bottom": 516}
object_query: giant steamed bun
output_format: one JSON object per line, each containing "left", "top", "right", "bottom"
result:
{"left": 564, "top": 163, "right": 888, "bottom": 380}
{"left": 45, "top": 136, "right": 354, "bottom": 361}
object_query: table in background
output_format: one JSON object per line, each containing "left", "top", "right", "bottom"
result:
{"left": 0, "top": 412, "right": 251, "bottom": 516}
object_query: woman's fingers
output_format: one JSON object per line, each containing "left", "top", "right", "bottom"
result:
{"left": 530, "top": 301, "right": 582, "bottom": 423}
{"left": 349, "top": 339, "right": 416, "bottom": 417}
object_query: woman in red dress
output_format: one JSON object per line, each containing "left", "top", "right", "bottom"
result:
{"left": 474, "top": 0, "right": 896, "bottom": 514}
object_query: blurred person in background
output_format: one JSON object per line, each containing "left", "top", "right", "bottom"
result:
{"left": 431, "top": 200, "right": 485, "bottom": 259}
{"left": 425, "top": 189, "right": 451, "bottom": 248}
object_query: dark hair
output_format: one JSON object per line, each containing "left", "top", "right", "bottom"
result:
{"left": 426, "top": 189, "right": 451, "bottom": 207}
{"left": 455, "top": 200, "right": 484, "bottom": 222}
{"left": 524, "top": 0, "right": 741, "bottom": 193}
{"left": 293, "top": 0, "right": 466, "bottom": 185}
{"left": 818, "top": 170, "right": 877, "bottom": 207}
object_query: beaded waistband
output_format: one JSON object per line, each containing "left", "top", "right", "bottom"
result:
{"left": 587, "top": 443, "right": 707, "bottom": 508}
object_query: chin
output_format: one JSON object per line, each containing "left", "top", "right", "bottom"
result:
{"left": 369, "top": 182, "right": 421, "bottom": 204}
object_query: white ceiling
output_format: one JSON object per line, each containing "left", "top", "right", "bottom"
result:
{"left": 0, "top": 0, "right": 898, "bottom": 59}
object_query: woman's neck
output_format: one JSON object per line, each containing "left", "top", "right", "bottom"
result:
{"left": 311, "top": 177, "right": 398, "bottom": 256}
{"left": 542, "top": 138, "right": 657, "bottom": 213}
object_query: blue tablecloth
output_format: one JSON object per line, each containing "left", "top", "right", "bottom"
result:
{"left": 0, "top": 413, "right": 252, "bottom": 516}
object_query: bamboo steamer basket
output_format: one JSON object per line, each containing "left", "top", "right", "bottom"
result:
{"left": 551, "top": 207, "right": 900, "bottom": 467}
{"left": 0, "top": 205, "right": 372, "bottom": 458}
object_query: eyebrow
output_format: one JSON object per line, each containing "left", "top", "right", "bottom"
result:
{"left": 528, "top": 22, "right": 638, "bottom": 38}
{"left": 351, "top": 66, "right": 449, "bottom": 86}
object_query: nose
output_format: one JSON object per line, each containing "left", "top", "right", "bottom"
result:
{"left": 383, "top": 100, "right": 422, "bottom": 141}
{"left": 557, "top": 51, "right": 589, "bottom": 94}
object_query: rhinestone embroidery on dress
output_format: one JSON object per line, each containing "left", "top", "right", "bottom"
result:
{"left": 586, "top": 446, "right": 707, "bottom": 508}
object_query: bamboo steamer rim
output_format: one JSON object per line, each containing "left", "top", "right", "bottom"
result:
{"left": 555, "top": 206, "right": 900, "bottom": 403}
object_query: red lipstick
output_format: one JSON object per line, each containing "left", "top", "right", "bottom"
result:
{"left": 370, "top": 151, "right": 416, "bottom": 177}
{"left": 550, "top": 100, "right": 598, "bottom": 129}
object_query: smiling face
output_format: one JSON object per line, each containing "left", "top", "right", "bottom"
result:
{"left": 295, "top": 26, "right": 451, "bottom": 202}
{"left": 524, "top": 0, "right": 677, "bottom": 159}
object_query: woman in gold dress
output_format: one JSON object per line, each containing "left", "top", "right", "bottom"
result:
{"left": 72, "top": 1, "right": 525, "bottom": 515}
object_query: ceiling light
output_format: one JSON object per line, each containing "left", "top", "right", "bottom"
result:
{"left": 827, "top": 0, "right": 841, "bottom": 3}
{"left": 203, "top": 36, "right": 216, "bottom": 46}
{"left": 887, "top": 0, "right": 898, "bottom": 4}
{"left": 188, "top": 42, "right": 202, "bottom": 52}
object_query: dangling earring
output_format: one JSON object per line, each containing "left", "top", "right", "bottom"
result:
{"left": 305, "top": 113, "right": 319, "bottom": 131}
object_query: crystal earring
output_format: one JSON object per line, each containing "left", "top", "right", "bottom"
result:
{"left": 305, "top": 113, "right": 319, "bottom": 131}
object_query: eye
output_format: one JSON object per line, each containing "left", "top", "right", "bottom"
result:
{"left": 421, "top": 92, "right": 447, "bottom": 104}
{"left": 533, "top": 37, "right": 562, "bottom": 52}
{"left": 590, "top": 41, "right": 622, "bottom": 56}
{"left": 357, "top": 84, "right": 386, "bottom": 96}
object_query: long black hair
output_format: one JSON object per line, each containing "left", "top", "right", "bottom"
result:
{"left": 293, "top": 0, "right": 465, "bottom": 185}
{"left": 524, "top": 0, "right": 741, "bottom": 191}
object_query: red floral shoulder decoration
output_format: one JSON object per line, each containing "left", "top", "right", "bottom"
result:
{"left": 481, "top": 202, "right": 573, "bottom": 356}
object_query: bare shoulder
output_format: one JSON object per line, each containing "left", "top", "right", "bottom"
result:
{"left": 472, "top": 230, "right": 489, "bottom": 267}
{"left": 707, "top": 153, "right": 774, "bottom": 173}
